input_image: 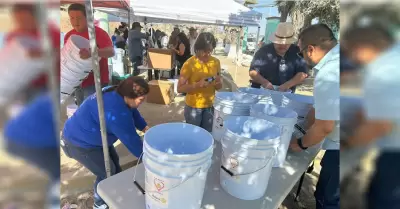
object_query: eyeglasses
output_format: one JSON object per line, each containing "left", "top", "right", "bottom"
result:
{"left": 297, "top": 46, "right": 308, "bottom": 58}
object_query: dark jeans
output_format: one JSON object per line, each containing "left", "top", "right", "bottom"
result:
{"left": 367, "top": 151, "right": 400, "bottom": 209}
{"left": 5, "top": 140, "right": 60, "bottom": 207}
{"left": 147, "top": 69, "right": 160, "bottom": 81}
{"left": 315, "top": 150, "right": 340, "bottom": 209}
{"left": 131, "top": 56, "right": 143, "bottom": 76}
{"left": 61, "top": 138, "right": 122, "bottom": 206}
{"left": 74, "top": 84, "right": 107, "bottom": 106}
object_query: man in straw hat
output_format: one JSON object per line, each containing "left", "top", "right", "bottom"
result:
{"left": 289, "top": 23, "right": 340, "bottom": 209}
{"left": 249, "top": 22, "right": 308, "bottom": 92}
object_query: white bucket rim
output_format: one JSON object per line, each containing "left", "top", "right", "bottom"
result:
{"left": 215, "top": 92, "right": 258, "bottom": 105}
{"left": 223, "top": 116, "right": 282, "bottom": 143}
{"left": 143, "top": 151, "right": 211, "bottom": 168}
{"left": 144, "top": 122, "right": 214, "bottom": 157}
{"left": 143, "top": 143, "right": 212, "bottom": 164}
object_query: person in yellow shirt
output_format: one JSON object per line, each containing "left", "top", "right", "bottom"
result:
{"left": 177, "top": 32, "right": 222, "bottom": 132}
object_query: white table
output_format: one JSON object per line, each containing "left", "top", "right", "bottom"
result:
{"left": 98, "top": 143, "right": 321, "bottom": 209}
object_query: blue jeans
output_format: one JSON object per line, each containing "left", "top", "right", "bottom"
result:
{"left": 367, "top": 151, "right": 400, "bottom": 209}
{"left": 5, "top": 140, "right": 60, "bottom": 207}
{"left": 61, "top": 138, "right": 122, "bottom": 206}
{"left": 184, "top": 105, "right": 214, "bottom": 132}
{"left": 315, "top": 150, "right": 340, "bottom": 209}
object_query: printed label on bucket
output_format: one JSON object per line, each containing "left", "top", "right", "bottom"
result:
{"left": 145, "top": 171, "right": 169, "bottom": 208}
{"left": 214, "top": 111, "right": 224, "bottom": 129}
{"left": 221, "top": 154, "right": 241, "bottom": 180}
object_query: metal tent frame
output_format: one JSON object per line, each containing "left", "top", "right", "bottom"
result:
{"left": 60, "top": 0, "right": 131, "bottom": 178}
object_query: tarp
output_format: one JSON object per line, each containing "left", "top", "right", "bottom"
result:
{"left": 61, "top": 0, "right": 129, "bottom": 10}
{"left": 97, "top": 0, "right": 262, "bottom": 27}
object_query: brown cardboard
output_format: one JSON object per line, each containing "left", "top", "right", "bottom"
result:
{"left": 147, "top": 48, "right": 175, "bottom": 70}
{"left": 147, "top": 80, "right": 175, "bottom": 105}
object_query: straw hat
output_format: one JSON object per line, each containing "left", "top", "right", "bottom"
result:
{"left": 269, "top": 22, "right": 296, "bottom": 45}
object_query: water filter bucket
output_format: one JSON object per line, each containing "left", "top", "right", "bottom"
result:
{"left": 219, "top": 116, "right": 281, "bottom": 200}
{"left": 138, "top": 123, "right": 214, "bottom": 209}
{"left": 250, "top": 103, "right": 298, "bottom": 167}
{"left": 212, "top": 92, "right": 258, "bottom": 142}
{"left": 60, "top": 35, "right": 93, "bottom": 103}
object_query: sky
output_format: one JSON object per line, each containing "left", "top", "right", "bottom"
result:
{"left": 248, "top": 0, "right": 280, "bottom": 36}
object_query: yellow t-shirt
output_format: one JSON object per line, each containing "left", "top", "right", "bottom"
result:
{"left": 181, "top": 56, "right": 221, "bottom": 108}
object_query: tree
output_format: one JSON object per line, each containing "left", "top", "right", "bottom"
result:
{"left": 276, "top": 0, "right": 295, "bottom": 22}
{"left": 275, "top": 0, "right": 339, "bottom": 35}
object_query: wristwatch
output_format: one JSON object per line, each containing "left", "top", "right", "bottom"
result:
{"left": 297, "top": 138, "right": 308, "bottom": 150}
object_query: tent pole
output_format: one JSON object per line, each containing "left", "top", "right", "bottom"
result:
{"left": 84, "top": 0, "right": 111, "bottom": 178}
{"left": 254, "top": 26, "right": 261, "bottom": 55}
{"left": 128, "top": 8, "right": 131, "bottom": 29}
{"left": 36, "top": 1, "right": 60, "bottom": 146}
{"left": 234, "top": 26, "right": 242, "bottom": 83}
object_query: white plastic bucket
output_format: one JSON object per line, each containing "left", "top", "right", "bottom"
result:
{"left": 60, "top": 35, "right": 92, "bottom": 103}
{"left": 142, "top": 123, "right": 214, "bottom": 209}
{"left": 212, "top": 92, "right": 258, "bottom": 142}
{"left": 112, "top": 48, "right": 125, "bottom": 76}
{"left": 239, "top": 87, "right": 291, "bottom": 106}
{"left": 283, "top": 93, "right": 314, "bottom": 118}
{"left": 283, "top": 94, "right": 314, "bottom": 139}
{"left": 250, "top": 103, "right": 298, "bottom": 167}
{"left": 219, "top": 116, "right": 281, "bottom": 200}
{"left": 66, "top": 104, "right": 78, "bottom": 118}
{"left": 0, "top": 37, "right": 47, "bottom": 105}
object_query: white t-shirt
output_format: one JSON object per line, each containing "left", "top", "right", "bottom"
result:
{"left": 190, "top": 37, "right": 196, "bottom": 55}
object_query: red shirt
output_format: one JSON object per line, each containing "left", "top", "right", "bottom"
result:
{"left": 64, "top": 26, "right": 112, "bottom": 88}
{"left": 4, "top": 24, "right": 60, "bottom": 88}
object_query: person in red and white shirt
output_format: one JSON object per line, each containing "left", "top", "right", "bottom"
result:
{"left": 4, "top": 4, "right": 60, "bottom": 102}
{"left": 64, "top": 3, "right": 114, "bottom": 106}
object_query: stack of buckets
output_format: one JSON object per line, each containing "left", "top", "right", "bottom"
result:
{"left": 211, "top": 92, "right": 258, "bottom": 142}
{"left": 142, "top": 123, "right": 214, "bottom": 209}
{"left": 283, "top": 93, "right": 314, "bottom": 139}
{"left": 139, "top": 90, "right": 315, "bottom": 208}
{"left": 61, "top": 34, "right": 93, "bottom": 104}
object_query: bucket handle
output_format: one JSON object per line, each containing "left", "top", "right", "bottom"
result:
{"left": 220, "top": 148, "right": 277, "bottom": 177}
{"left": 294, "top": 124, "right": 307, "bottom": 135}
{"left": 132, "top": 152, "right": 204, "bottom": 195}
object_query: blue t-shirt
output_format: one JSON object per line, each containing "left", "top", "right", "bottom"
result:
{"left": 62, "top": 90, "right": 147, "bottom": 157}
{"left": 249, "top": 43, "right": 308, "bottom": 92}
{"left": 4, "top": 94, "right": 57, "bottom": 148}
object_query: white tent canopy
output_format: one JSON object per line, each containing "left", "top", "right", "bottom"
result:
{"left": 96, "top": 0, "right": 261, "bottom": 27}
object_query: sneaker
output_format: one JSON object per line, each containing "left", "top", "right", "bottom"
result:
{"left": 93, "top": 203, "right": 109, "bottom": 209}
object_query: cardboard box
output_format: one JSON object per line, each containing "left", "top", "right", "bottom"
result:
{"left": 147, "top": 48, "right": 175, "bottom": 70}
{"left": 147, "top": 80, "right": 175, "bottom": 105}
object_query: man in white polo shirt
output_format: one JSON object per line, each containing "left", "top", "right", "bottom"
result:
{"left": 289, "top": 24, "right": 340, "bottom": 209}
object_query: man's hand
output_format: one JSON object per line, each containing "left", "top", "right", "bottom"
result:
{"left": 27, "top": 48, "right": 42, "bottom": 59}
{"left": 261, "top": 81, "right": 274, "bottom": 90}
{"left": 196, "top": 79, "right": 210, "bottom": 88}
{"left": 79, "top": 48, "right": 91, "bottom": 59}
{"left": 278, "top": 83, "right": 291, "bottom": 92}
{"left": 215, "top": 75, "right": 222, "bottom": 86}
{"left": 289, "top": 138, "right": 303, "bottom": 152}
{"left": 142, "top": 126, "right": 150, "bottom": 133}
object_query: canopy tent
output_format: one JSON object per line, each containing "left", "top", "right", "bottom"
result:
{"left": 61, "top": 0, "right": 130, "bottom": 10}
{"left": 96, "top": 0, "right": 262, "bottom": 27}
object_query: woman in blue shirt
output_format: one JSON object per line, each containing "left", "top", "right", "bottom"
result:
{"left": 61, "top": 76, "right": 150, "bottom": 209}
